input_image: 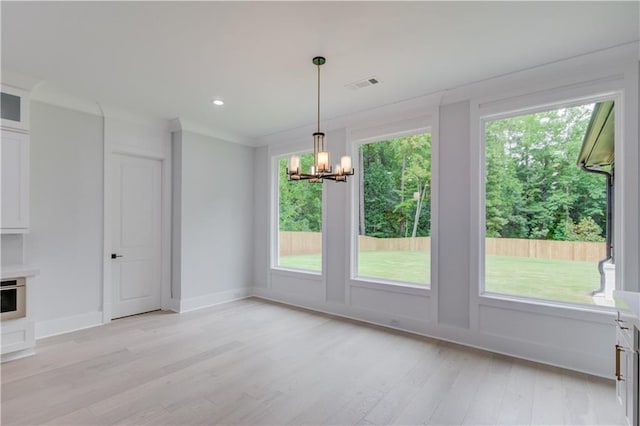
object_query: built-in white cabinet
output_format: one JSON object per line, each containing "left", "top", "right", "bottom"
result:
{"left": 1, "top": 82, "right": 35, "bottom": 362}
{"left": 1, "top": 129, "right": 29, "bottom": 232}
{"left": 614, "top": 291, "right": 640, "bottom": 426}
{"left": 1, "top": 268, "right": 38, "bottom": 362}
{"left": 1, "top": 84, "right": 30, "bottom": 234}
{"left": 616, "top": 320, "right": 637, "bottom": 425}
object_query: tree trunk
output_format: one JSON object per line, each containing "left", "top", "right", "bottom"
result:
{"left": 411, "top": 180, "right": 429, "bottom": 238}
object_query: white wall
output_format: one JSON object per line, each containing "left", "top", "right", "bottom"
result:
{"left": 253, "top": 44, "right": 639, "bottom": 377}
{"left": 437, "top": 100, "right": 470, "bottom": 329}
{"left": 1, "top": 234, "right": 24, "bottom": 266}
{"left": 172, "top": 130, "right": 254, "bottom": 311}
{"left": 28, "top": 101, "right": 104, "bottom": 330}
{"left": 253, "top": 145, "right": 269, "bottom": 289}
{"left": 26, "top": 98, "right": 173, "bottom": 336}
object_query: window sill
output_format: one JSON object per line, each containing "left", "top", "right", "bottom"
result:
{"left": 478, "top": 292, "right": 616, "bottom": 323}
{"left": 349, "top": 278, "right": 430, "bottom": 296}
{"left": 271, "top": 267, "right": 323, "bottom": 280}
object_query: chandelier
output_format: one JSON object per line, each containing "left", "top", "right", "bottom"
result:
{"left": 287, "top": 56, "right": 354, "bottom": 183}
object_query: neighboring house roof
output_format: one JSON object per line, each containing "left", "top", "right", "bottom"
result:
{"left": 577, "top": 100, "right": 615, "bottom": 168}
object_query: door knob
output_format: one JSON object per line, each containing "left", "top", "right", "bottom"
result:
{"left": 111, "top": 253, "right": 123, "bottom": 259}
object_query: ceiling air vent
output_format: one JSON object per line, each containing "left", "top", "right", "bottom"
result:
{"left": 346, "top": 77, "right": 380, "bottom": 90}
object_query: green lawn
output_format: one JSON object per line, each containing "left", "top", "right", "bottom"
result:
{"left": 279, "top": 250, "right": 601, "bottom": 305}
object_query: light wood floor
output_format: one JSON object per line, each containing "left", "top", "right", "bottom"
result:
{"left": 1, "top": 298, "right": 626, "bottom": 425}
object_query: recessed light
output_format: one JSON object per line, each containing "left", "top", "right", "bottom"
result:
{"left": 211, "top": 99, "right": 224, "bottom": 106}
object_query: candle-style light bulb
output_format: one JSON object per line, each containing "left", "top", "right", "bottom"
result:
{"left": 341, "top": 155, "right": 352, "bottom": 174}
{"left": 317, "top": 151, "right": 329, "bottom": 172}
{"left": 289, "top": 155, "right": 300, "bottom": 175}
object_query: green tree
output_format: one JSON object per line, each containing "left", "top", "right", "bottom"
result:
{"left": 278, "top": 154, "right": 322, "bottom": 232}
{"left": 360, "top": 133, "right": 431, "bottom": 238}
{"left": 485, "top": 103, "right": 607, "bottom": 242}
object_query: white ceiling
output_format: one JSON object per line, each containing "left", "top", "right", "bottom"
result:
{"left": 2, "top": 2, "right": 638, "bottom": 145}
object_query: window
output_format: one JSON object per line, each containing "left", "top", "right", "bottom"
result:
{"left": 276, "top": 152, "right": 322, "bottom": 272}
{"left": 483, "top": 101, "right": 613, "bottom": 306}
{"left": 356, "top": 132, "right": 432, "bottom": 286}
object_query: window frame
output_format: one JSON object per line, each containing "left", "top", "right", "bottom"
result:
{"left": 471, "top": 88, "right": 624, "bottom": 312}
{"left": 349, "top": 124, "right": 435, "bottom": 291}
{"left": 270, "top": 149, "right": 325, "bottom": 276}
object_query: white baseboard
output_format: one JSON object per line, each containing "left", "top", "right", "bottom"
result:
{"left": 2, "top": 348, "right": 35, "bottom": 363}
{"left": 165, "top": 298, "right": 181, "bottom": 313}
{"left": 178, "top": 287, "right": 253, "bottom": 313}
{"left": 35, "top": 311, "right": 103, "bottom": 339}
{"left": 251, "top": 288, "right": 612, "bottom": 379}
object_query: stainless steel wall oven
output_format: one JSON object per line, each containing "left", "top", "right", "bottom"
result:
{"left": 1, "top": 278, "right": 26, "bottom": 321}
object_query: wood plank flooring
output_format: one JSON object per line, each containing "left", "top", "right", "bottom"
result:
{"left": 1, "top": 298, "right": 626, "bottom": 425}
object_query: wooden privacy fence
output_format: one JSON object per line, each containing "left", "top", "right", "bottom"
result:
{"left": 279, "top": 232, "right": 605, "bottom": 262}
{"left": 484, "top": 237, "right": 604, "bottom": 263}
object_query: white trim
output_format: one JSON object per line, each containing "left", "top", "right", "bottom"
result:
{"left": 256, "top": 43, "right": 638, "bottom": 149}
{"left": 428, "top": 107, "right": 440, "bottom": 324}
{"left": 170, "top": 117, "right": 253, "bottom": 147}
{"left": 31, "top": 84, "right": 103, "bottom": 118}
{"left": 102, "top": 116, "right": 172, "bottom": 323}
{"left": 160, "top": 143, "right": 173, "bottom": 312}
{"left": 269, "top": 149, "right": 326, "bottom": 283}
{"left": 31, "top": 84, "right": 173, "bottom": 131}
{"left": 349, "top": 279, "right": 430, "bottom": 297}
{"left": 478, "top": 293, "right": 616, "bottom": 324}
{"left": 166, "top": 298, "right": 181, "bottom": 313}
{"left": 347, "top": 116, "right": 436, "bottom": 295}
{"left": 178, "top": 288, "right": 253, "bottom": 313}
{"left": 1, "top": 70, "right": 42, "bottom": 92}
{"left": 270, "top": 267, "right": 323, "bottom": 280}
{"left": 442, "top": 42, "right": 638, "bottom": 106}
{"left": 35, "top": 311, "right": 103, "bottom": 339}
{"left": 258, "top": 93, "right": 444, "bottom": 149}
{"left": 468, "top": 72, "right": 632, "bottom": 321}
{"left": 1, "top": 348, "right": 35, "bottom": 363}
{"left": 100, "top": 103, "right": 110, "bottom": 324}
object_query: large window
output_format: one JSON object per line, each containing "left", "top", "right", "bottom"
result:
{"left": 356, "top": 132, "right": 432, "bottom": 286}
{"left": 483, "top": 101, "right": 612, "bottom": 305}
{"left": 276, "top": 152, "right": 322, "bottom": 272}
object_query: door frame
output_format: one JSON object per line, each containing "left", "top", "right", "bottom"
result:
{"left": 101, "top": 118, "right": 172, "bottom": 324}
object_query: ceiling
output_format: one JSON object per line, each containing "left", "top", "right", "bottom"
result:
{"left": 2, "top": 2, "right": 638, "bottom": 145}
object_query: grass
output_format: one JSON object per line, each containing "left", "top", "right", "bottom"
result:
{"left": 278, "top": 250, "right": 601, "bottom": 305}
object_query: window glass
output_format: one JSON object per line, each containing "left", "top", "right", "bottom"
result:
{"left": 277, "top": 153, "right": 322, "bottom": 272}
{"left": 1, "top": 92, "right": 21, "bottom": 122}
{"left": 484, "top": 102, "right": 612, "bottom": 305}
{"left": 357, "top": 133, "right": 431, "bottom": 286}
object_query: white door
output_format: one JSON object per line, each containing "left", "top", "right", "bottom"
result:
{"left": 111, "top": 153, "right": 162, "bottom": 319}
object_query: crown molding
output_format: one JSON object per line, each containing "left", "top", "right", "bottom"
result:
{"left": 256, "top": 91, "right": 442, "bottom": 148}
{"left": 169, "top": 117, "right": 256, "bottom": 147}
{"left": 31, "top": 84, "right": 104, "bottom": 117}
{"left": 99, "top": 104, "right": 172, "bottom": 133}
{"left": 29, "top": 81, "right": 176, "bottom": 132}
{"left": 440, "top": 41, "right": 639, "bottom": 106}
{"left": 256, "top": 42, "right": 639, "bottom": 148}
{"left": 1, "top": 69, "right": 42, "bottom": 92}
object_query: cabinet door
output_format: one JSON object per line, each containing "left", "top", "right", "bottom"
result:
{"left": 1, "top": 130, "right": 29, "bottom": 231}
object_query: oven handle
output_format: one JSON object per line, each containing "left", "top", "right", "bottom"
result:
{"left": 615, "top": 344, "right": 627, "bottom": 381}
